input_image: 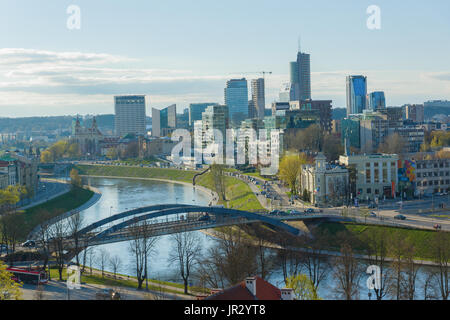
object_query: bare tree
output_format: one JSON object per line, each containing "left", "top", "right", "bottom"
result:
{"left": 67, "top": 213, "right": 84, "bottom": 266}
{"left": 389, "top": 233, "right": 405, "bottom": 300}
{"left": 88, "top": 247, "right": 96, "bottom": 275}
{"left": 301, "top": 232, "right": 330, "bottom": 293}
{"left": 109, "top": 255, "right": 122, "bottom": 279}
{"left": 333, "top": 240, "right": 361, "bottom": 300}
{"left": 364, "top": 228, "right": 391, "bottom": 300}
{"left": 99, "top": 248, "right": 110, "bottom": 278}
{"left": 49, "top": 220, "right": 68, "bottom": 281}
{"left": 35, "top": 210, "right": 52, "bottom": 280}
{"left": 430, "top": 232, "right": 449, "bottom": 300}
{"left": 169, "top": 231, "right": 201, "bottom": 294}
{"left": 129, "top": 220, "right": 158, "bottom": 290}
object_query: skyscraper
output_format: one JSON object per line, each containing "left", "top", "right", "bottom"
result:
{"left": 189, "top": 103, "right": 218, "bottom": 127}
{"left": 346, "top": 75, "right": 367, "bottom": 116}
{"left": 251, "top": 78, "right": 265, "bottom": 120}
{"left": 296, "top": 51, "right": 311, "bottom": 101}
{"left": 114, "top": 95, "right": 147, "bottom": 137}
{"left": 367, "top": 91, "right": 386, "bottom": 110}
{"left": 224, "top": 78, "right": 248, "bottom": 126}
{"left": 152, "top": 104, "right": 177, "bottom": 137}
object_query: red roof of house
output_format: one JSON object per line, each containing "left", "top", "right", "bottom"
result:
{"left": 206, "top": 276, "right": 281, "bottom": 300}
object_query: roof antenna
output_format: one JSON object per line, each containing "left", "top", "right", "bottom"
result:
{"left": 298, "top": 35, "right": 301, "bottom": 53}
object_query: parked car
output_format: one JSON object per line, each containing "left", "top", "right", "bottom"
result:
{"left": 21, "top": 240, "right": 35, "bottom": 248}
{"left": 394, "top": 214, "right": 406, "bottom": 220}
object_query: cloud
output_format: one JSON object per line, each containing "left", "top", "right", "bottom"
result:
{"left": 425, "top": 72, "right": 450, "bottom": 81}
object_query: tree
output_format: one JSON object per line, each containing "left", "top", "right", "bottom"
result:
{"left": 377, "top": 133, "right": 406, "bottom": 155}
{"left": 333, "top": 239, "right": 361, "bottom": 300}
{"left": 168, "top": 232, "right": 202, "bottom": 294}
{"left": 0, "top": 261, "right": 22, "bottom": 300}
{"left": 129, "top": 220, "right": 158, "bottom": 290}
{"left": 210, "top": 164, "right": 226, "bottom": 201}
{"left": 99, "top": 249, "right": 110, "bottom": 278}
{"left": 323, "top": 133, "right": 344, "bottom": 162}
{"left": 285, "top": 274, "right": 320, "bottom": 300}
{"left": 402, "top": 238, "right": 419, "bottom": 300}
{"left": 109, "top": 255, "right": 122, "bottom": 279}
{"left": 67, "top": 213, "right": 84, "bottom": 266}
{"left": 49, "top": 220, "right": 67, "bottom": 281}
{"left": 106, "top": 147, "right": 119, "bottom": 160}
{"left": 364, "top": 228, "right": 391, "bottom": 300}
{"left": 279, "top": 153, "right": 308, "bottom": 194}
{"left": 70, "top": 169, "right": 82, "bottom": 188}
{"left": 430, "top": 232, "right": 449, "bottom": 300}
{"left": 301, "top": 231, "right": 330, "bottom": 293}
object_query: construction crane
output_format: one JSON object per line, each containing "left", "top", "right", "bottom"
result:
{"left": 230, "top": 71, "right": 272, "bottom": 80}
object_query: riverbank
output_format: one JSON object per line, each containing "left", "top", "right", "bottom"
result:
{"left": 75, "top": 164, "right": 264, "bottom": 211}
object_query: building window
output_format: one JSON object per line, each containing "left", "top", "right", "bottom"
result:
{"left": 366, "top": 169, "right": 371, "bottom": 183}
{"left": 367, "top": 188, "right": 372, "bottom": 194}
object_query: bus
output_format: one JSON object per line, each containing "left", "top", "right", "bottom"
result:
{"left": 6, "top": 267, "right": 48, "bottom": 285}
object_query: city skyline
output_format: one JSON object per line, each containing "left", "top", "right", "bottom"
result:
{"left": 0, "top": 0, "right": 449, "bottom": 117}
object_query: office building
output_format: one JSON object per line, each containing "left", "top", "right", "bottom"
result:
{"left": 415, "top": 158, "right": 450, "bottom": 195}
{"left": 114, "top": 95, "right": 147, "bottom": 137}
{"left": 152, "top": 104, "right": 177, "bottom": 137}
{"left": 346, "top": 75, "right": 367, "bottom": 115}
{"left": 251, "top": 78, "right": 265, "bottom": 120}
{"left": 289, "top": 50, "right": 311, "bottom": 101}
{"left": 189, "top": 103, "right": 218, "bottom": 127}
{"left": 224, "top": 78, "right": 248, "bottom": 126}
{"left": 404, "top": 104, "right": 424, "bottom": 123}
{"left": 279, "top": 82, "right": 291, "bottom": 103}
{"left": 367, "top": 91, "right": 386, "bottom": 110}
{"left": 339, "top": 153, "right": 399, "bottom": 202}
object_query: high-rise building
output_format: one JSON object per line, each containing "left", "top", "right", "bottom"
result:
{"left": 279, "top": 83, "right": 291, "bottom": 103}
{"left": 152, "top": 104, "right": 177, "bottom": 137}
{"left": 198, "top": 105, "right": 229, "bottom": 160}
{"left": 224, "top": 78, "right": 248, "bottom": 126}
{"left": 114, "top": 95, "right": 147, "bottom": 137}
{"left": 189, "top": 103, "right": 218, "bottom": 127}
{"left": 367, "top": 91, "right": 386, "bottom": 110}
{"left": 288, "top": 51, "right": 311, "bottom": 101}
{"left": 251, "top": 78, "right": 265, "bottom": 120}
{"left": 404, "top": 104, "right": 424, "bottom": 123}
{"left": 346, "top": 75, "right": 367, "bottom": 116}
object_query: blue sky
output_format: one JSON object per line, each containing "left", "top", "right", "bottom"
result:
{"left": 0, "top": 0, "right": 449, "bottom": 117}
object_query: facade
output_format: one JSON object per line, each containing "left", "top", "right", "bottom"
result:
{"left": 367, "top": 91, "right": 386, "bottom": 110}
{"left": 271, "top": 102, "right": 290, "bottom": 116}
{"left": 0, "top": 172, "right": 8, "bottom": 189}
{"left": 189, "top": 103, "right": 217, "bottom": 127}
{"left": 72, "top": 117, "right": 103, "bottom": 156}
{"left": 152, "top": 104, "right": 177, "bottom": 137}
{"left": 114, "top": 95, "right": 147, "bottom": 137}
{"left": 251, "top": 78, "right": 265, "bottom": 120}
{"left": 339, "top": 153, "right": 399, "bottom": 202}
{"left": 291, "top": 52, "right": 311, "bottom": 101}
{"left": 224, "top": 78, "right": 248, "bottom": 126}
{"left": 346, "top": 75, "right": 367, "bottom": 115}
{"left": 294, "top": 100, "right": 332, "bottom": 132}
{"left": 415, "top": 158, "right": 450, "bottom": 195}
{"left": 0, "top": 151, "right": 39, "bottom": 196}
{"left": 404, "top": 104, "right": 424, "bottom": 123}
{"left": 279, "top": 82, "right": 291, "bottom": 103}
{"left": 138, "top": 136, "right": 175, "bottom": 159}
{"left": 197, "top": 105, "right": 229, "bottom": 161}
{"left": 299, "top": 153, "right": 349, "bottom": 206}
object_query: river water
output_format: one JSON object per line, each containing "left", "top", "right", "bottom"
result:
{"left": 71, "top": 177, "right": 437, "bottom": 300}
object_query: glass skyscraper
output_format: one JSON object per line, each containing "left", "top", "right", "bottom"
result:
{"left": 189, "top": 103, "right": 218, "bottom": 127}
{"left": 288, "top": 51, "right": 311, "bottom": 101}
{"left": 346, "top": 75, "right": 367, "bottom": 115}
{"left": 224, "top": 78, "right": 248, "bottom": 126}
{"left": 151, "top": 104, "right": 177, "bottom": 137}
{"left": 367, "top": 91, "right": 386, "bottom": 110}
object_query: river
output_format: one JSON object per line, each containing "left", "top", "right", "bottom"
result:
{"left": 70, "top": 177, "right": 438, "bottom": 300}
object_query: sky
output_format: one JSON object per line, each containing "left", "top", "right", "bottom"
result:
{"left": 0, "top": 0, "right": 449, "bottom": 117}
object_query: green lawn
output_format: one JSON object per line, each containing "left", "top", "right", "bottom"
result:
{"left": 75, "top": 164, "right": 196, "bottom": 183}
{"left": 316, "top": 221, "right": 438, "bottom": 260}
{"left": 16, "top": 187, "right": 94, "bottom": 240}
{"left": 76, "top": 164, "right": 265, "bottom": 212}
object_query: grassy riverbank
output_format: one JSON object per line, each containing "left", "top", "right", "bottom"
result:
{"left": 75, "top": 164, "right": 265, "bottom": 212}
{"left": 17, "top": 187, "right": 94, "bottom": 240}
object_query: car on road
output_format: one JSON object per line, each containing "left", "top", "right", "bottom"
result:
{"left": 270, "top": 210, "right": 281, "bottom": 215}
{"left": 433, "top": 224, "right": 442, "bottom": 230}
{"left": 368, "top": 212, "right": 377, "bottom": 217}
{"left": 288, "top": 210, "right": 301, "bottom": 215}
{"left": 96, "top": 288, "right": 121, "bottom": 300}
{"left": 368, "top": 203, "right": 376, "bottom": 209}
{"left": 394, "top": 214, "right": 406, "bottom": 220}
{"left": 304, "top": 208, "right": 315, "bottom": 214}
{"left": 21, "top": 240, "right": 35, "bottom": 248}
{"left": 198, "top": 214, "right": 211, "bottom": 222}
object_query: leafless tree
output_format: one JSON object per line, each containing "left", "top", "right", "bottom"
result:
{"left": 88, "top": 247, "right": 96, "bottom": 275}
{"left": 364, "top": 228, "right": 391, "bottom": 300}
{"left": 35, "top": 210, "right": 52, "bottom": 279}
{"left": 401, "top": 239, "right": 420, "bottom": 300}
{"left": 430, "top": 231, "right": 449, "bottom": 300}
{"left": 168, "top": 231, "right": 201, "bottom": 294}
{"left": 301, "top": 232, "right": 330, "bottom": 293}
{"left": 129, "top": 220, "right": 158, "bottom": 290}
{"left": 333, "top": 240, "right": 361, "bottom": 300}
{"left": 49, "top": 220, "right": 68, "bottom": 281}
{"left": 99, "top": 248, "right": 110, "bottom": 278}
{"left": 109, "top": 255, "right": 122, "bottom": 279}
{"left": 389, "top": 233, "right": 405, "bottom": 300}
{"left": 67, "top": 213, "right": 84, "bottom": 266}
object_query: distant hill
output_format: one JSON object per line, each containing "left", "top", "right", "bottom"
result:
{"left": 424, "top": 106, "right": 450, "bottom": 120}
